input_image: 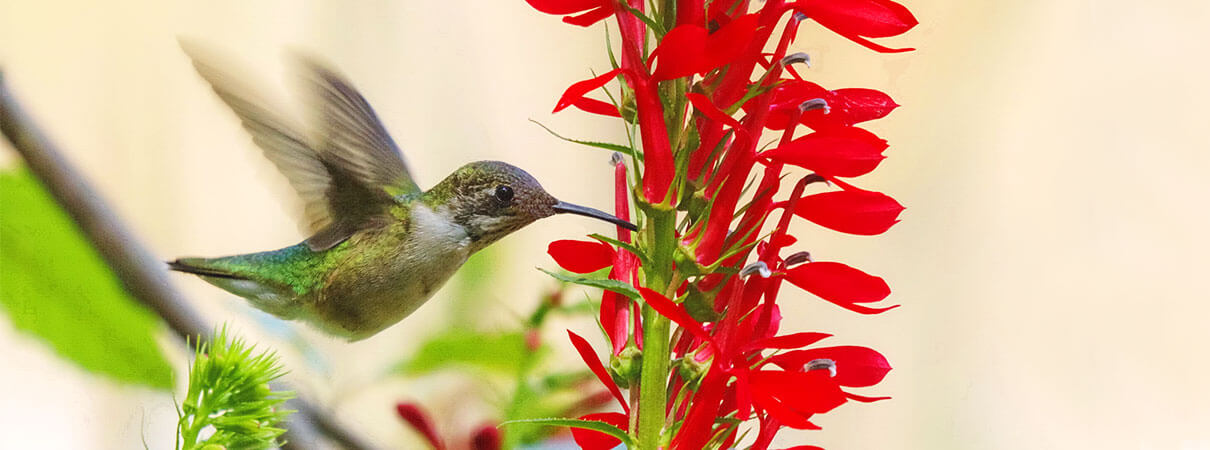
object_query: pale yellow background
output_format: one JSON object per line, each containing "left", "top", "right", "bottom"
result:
{"left": 2, "top": 0, "right": 1209, "bottom": 449}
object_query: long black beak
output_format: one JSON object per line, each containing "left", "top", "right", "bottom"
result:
{"left": 553, "top": 201, "right": 638, "bottom": 231}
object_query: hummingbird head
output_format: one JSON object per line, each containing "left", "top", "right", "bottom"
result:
{"left": 425, "top": 161, "right": 636, "bottom": 251}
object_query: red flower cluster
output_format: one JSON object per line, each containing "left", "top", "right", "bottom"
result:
{"left": 533, "top": 0, "right": 915, "bottom": 448}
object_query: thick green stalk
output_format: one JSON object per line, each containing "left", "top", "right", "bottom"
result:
{"left": 636, "top": 208, "right": 677, "bottom": 450}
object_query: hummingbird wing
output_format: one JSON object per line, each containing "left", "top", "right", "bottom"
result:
{"left": 181, "top": 42, "right": 421, "bottom": 251}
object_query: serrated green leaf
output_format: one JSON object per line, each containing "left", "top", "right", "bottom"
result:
{"left": 501, "top": 417, "right": 635, "bottom": 447}
{"left": 537, "top": 268, "right": 640, "bottom": 299}
{"left": 0, "top": 169, "right": 173, "bottom": 389}
{"left": 393, "top": 330, "right": 536, "bottom": 376}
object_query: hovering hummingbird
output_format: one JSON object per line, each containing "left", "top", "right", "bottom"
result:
{"left": 170, "top": 43, "right": 635, "bottom": 340}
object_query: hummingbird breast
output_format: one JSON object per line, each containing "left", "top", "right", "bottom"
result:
{"left": 307, "top": 203, "right": 471, "bottom": 340}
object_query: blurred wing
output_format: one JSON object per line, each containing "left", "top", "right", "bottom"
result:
{"left": 182, "top": 42, "right": 422, "bottom": 250}
{"left": 180, "top": 40, "right": 335, "bottom": 234}
{"left": 297, "top": 56, "right": 421, "bottom": 199}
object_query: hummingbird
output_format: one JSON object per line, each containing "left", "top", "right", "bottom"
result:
{"left": 169, "top": 43, "right": 635, "bottom": 341}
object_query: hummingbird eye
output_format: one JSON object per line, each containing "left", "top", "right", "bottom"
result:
{"left": 494, "top": 185, "right": 514, "bottom": 205}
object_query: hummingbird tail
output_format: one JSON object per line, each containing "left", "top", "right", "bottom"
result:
{"left": 167, "top": 258, "right": 247, "bottom": 280}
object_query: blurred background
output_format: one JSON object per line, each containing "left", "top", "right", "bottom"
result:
{"left": 2, "top": 0, "right": 1209, "bottom": 448}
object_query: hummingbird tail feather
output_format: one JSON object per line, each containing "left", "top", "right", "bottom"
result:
{"left": 167, "top": 258, "right": 248, "bottom": 280}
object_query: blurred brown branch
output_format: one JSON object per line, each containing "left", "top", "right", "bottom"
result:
{"left": 0, "top": 71, "right": 377, "bottom": 450}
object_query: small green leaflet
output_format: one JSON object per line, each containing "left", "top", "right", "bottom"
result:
{"left": 529, "top": 119, "right": 640, "bottom": 160}
{"left": 500, "top": 417, "right": 635, "bottom": 448}
{"left": 537, "top": 268, "right": 641, "bottom": 299}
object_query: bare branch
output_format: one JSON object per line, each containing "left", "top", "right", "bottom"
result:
{"left": 0, "top": 71, "right": 378, "bottom": 450}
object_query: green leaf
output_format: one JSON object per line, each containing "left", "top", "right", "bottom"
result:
{"left": 529, "top": 119, "right": 639, "bottom": 159}
{"left": 537, "top": 268, "right": 640, "bottom": 299}
{"left": 0, "top": 169, "right": 173, "bottom": 389}
{"left": 501, "top": 417, "right": 635, "bottom": 448}
{"left": 177, "top": 326, "right": 294, "bottom": 450}
{"left": 394, "top": 330, "right": 536, "bottom": 376}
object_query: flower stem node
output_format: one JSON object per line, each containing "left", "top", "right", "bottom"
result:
{"left": 676, "top": 355, "right": 710, "bottom": 389}
{"left": 609, "top": 346, "right": 643, "bottom": 389}
{"left": 781, "top": 52, "right": 812, "bottom": 69}
{"left": 807, "top": 358, "right": 838, "bottom": 377}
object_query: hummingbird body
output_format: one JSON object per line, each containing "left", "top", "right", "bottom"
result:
{"left": 172, "top": 43, "right": 634, "bottom": 340}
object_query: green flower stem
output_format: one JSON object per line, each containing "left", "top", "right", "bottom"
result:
{"left": 637, "top": 207, "right": 677, "bottom": 450}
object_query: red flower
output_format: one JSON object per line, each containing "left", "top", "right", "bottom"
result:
{"left": 649, "top": 13, "right": 762, "bottom": 81}
{"left": 758, "top": 81, "right": 899, "bottom": 130}
{"left": 567, "top": 330, "right": 631, "bottom": 414}
{"left": 553, "top": 68, "right": 623, "bottom": 117}
{"left": 772, "top": 345, "right": 892, "bottom": 388}
{"left": 784, "top": 261, "right": 898, "bottom": 314}
{"left": 547, "top": 239, "right": 615, "bottom": 273}
{"left": 601, "top": 157, "right": 639, "bottom": 354}
{"left": 525, "top": 0, "right": 615, "bottom": 26}
{"left": 792, "top": 0, "right": 918, "bottom": 53}
{"left": 761, "top": 127, "right": 888, "bottom": 178}
{"left": 791, "top": 188, "right": 904, "bottom": 235}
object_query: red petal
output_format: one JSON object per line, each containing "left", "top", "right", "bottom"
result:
{"left": 395, "top": 403, "right": 446, "bottom": 450}
{"left": 831, "top": 31, "right": 915, "bottom": 53}
{"left": 526, "top": 0, "right": 606, "bottom": 15}
{"left": 772, "top": 345, "right": 892, "bottom": 387}
{"left": 571, "top": 412, "right": 629, "bottom": 450}
{"left": 600, "top": 289, "right": 630, "bottom": 355}
{"left": 702, "top": 13, "right": 762, "bottom": 70}
{"left": 794, "top": 189, "right": 904, "bottom": 235}
{"left": 844, "top": 391, "right": 892, "bottom": 402}
{"left": 749, "top": 383, "right": 823, "bottom": 430}
{"left": 650, "top": 13, "right": 761, "bottom": 81}
{"left": 567, "top": 330, "right": 631, "bottom": 414}
{"left": 796, "top": 0, "right": 918, "bottom": 38}
{"left": 650, "top": 25, "right": 710, "bottom": 80}
{"left": 785, "top": 261, "right": 890, "bottom": 304}
{"left": 750, "top": 370, "right": 847, "bottom": 415}
{"left": 687, "top": 93, "right": 742, "bottom": 130}
{"left": 562, "top": 5, "right": 615, "bottom": 26}
{"left": 762, "top": 127, "right": 888, "bottom": 177}
{"left": 470, "top": 424, "right": 502, "bottom": 450}
{"left": 547, "top": 239, "right": 615, "bottom": 273}
{"left": 799, "top": 88, "right": 899, "bottom": 130}
{"left": 572, "top": 97, "right": 622, "bottom": 117}
{"left": 781, "top": 447, "right": 826, "bottom": 450}
{"left": 748, "top": 332, "right": 832, "bottom": 350}
{"left": 830, "top": 88, "right": 899, "bottom": 124}
{"left": 672, "top": 369, "right": 729, "bottom": 449}
{"left": 554, "top": 69, "right": 623, "bottom": 113}
{"left": 639, "top": 287, "right": 712, "bottom": 343}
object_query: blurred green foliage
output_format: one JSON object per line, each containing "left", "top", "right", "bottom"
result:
{"left": 0, "top": 168, "right": 172, "bottom": 389}
{"left": 394, "top": 330, "right": 536, "bottom": 376}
